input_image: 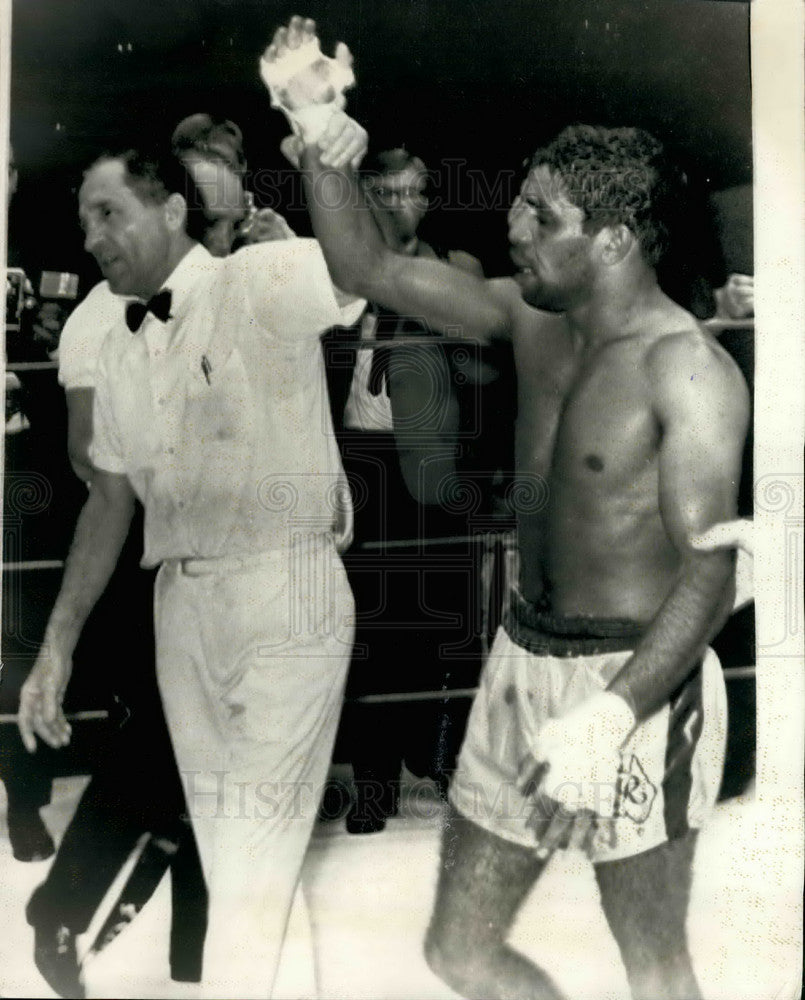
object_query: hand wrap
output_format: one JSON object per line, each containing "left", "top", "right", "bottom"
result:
{"left": 525, "top": 691, "right": 636, "bottom": 816}
{"left": 260, "top": 36, "right": 354, "bottom": 144}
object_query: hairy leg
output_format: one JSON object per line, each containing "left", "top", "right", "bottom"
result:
{"left": 595, "top": 831, "right": 701, "bottom": 1000}
{"left": 424, "top": 807, "right": 566, "bottom": 1000}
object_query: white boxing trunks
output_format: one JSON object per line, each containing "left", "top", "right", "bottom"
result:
{"left": 449, "top": 592, "right": 728, "bottom": 863}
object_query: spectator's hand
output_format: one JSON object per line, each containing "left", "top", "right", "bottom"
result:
{"left": 18, "top": 648, "right": 73, "bottom": 752}
{"left": 691, "top": 518, "right": 754, "bottom": 609}
{"left": 31, "top": 302, "right": 67, "bottom": 356}
{"left": 715, "top": 273, "right": 754, "bottom": 320}
{"left": 691, "top": 518, "right": 754, "bottom": 556}
{"left": 261, "top": 15, "right": 355, "bottom": 146}
{"left": 239, "top": 206, "right": 296, "bottom": 244}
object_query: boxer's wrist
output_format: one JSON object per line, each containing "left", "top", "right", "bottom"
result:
{"left": 288, "top": 101, "right": 342, "bottom": 146}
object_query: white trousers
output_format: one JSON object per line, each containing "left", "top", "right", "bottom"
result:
{"left": 154, "top": 538, "right": 354, "bottom": 999}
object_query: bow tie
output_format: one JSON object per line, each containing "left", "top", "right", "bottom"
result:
{"left": 126, "top": 289, "right": 173, "bottom": 333}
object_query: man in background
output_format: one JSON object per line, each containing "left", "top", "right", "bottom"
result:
{"left": 2, "top": 141, "right": 59, "bottom": 864}
{"left": 325, "top": 145, "right": 498, "bottom": 834}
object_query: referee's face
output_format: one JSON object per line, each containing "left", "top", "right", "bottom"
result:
{"left": 79, "top": 158, "right": 174, "bottom": 299}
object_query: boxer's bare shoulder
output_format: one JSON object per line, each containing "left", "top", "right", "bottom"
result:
{"left": 645, "top": 323, "right": 749, "bottom": 404}
{"left": 638, "top": 324, "right": 751, "bottom": 488}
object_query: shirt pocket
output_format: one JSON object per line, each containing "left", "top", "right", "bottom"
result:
{"left": 176, "top": 348, "right": 257, "bottom": 513}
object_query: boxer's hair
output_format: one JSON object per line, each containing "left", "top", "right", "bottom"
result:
{"left": 88, "top": 148, "right": 208, "bottom": 244}
{"left": 530, "top": 125, "right": 685, "bottom": 268}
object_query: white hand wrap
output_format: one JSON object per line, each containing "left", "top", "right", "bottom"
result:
{"left": 532, "top": 691, "right": 636, "bottom": 816}
{"left": 283, "top": 102, "right": 342, "bottom": 144}
{"left": 260, "top": 34, "right": 326, "bottom": 90}
{"left": 260, "top": 38, "right": 355, "bottom": 144}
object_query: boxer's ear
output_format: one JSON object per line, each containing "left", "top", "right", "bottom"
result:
{"left": 599, "top": 224, "right": 634, "bottom": 265}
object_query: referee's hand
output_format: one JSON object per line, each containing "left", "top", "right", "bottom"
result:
{"left": 18, "top": 649, "right": 73, "bottom": 752}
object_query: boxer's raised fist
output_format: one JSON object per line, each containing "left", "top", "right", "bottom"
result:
{"left": 261, "top": 16, "right": 354, "bottom": 144}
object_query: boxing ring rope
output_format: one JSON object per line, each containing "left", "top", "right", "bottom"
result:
{"left": 701, "top": 318, "right": 754, "bottom": 333}
{"left": 0, "top": 662, "right": 761, "bottom": 727}
{"left": 3, "top": 560, "right": 66, "bottom": 572}
{"left": 5, "top": 361, "right": 60, "bottom": 372}
{"left": 2, "top": 315, "right": 754, "bottom": 377}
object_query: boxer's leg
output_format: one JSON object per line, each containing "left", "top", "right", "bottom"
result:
{"left": 594, "top": 831, "right": 700, "bottom": 1000}
{"left": 425, "top": 807, "right": 566, "bottom": 1000}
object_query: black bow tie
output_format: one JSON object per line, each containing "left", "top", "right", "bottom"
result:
{"left": 126, "top": 289, "right": 173, "bottom": 333}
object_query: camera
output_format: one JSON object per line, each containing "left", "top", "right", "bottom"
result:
{"left": 5, "top": 266, "right": 33, "bottom": 334}
{"left": 5, "top": 268, "right": 79, "bottom": 358}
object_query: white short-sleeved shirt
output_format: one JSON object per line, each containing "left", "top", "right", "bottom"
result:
{"left": 343, "top": 309, "right": 395, "bottom": 432}
{"left": 91, "top": 240, "right": 364, "bottom": 567}
{"left": 57, "top": 280, "right": 127, "bottom": 390}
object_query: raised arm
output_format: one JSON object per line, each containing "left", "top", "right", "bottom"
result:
{"left": 261, "top": 16, "right": 512, "bottom": 343}
{"left": 300, "top": 149, "right": 511, "bottom": 341}
{"left": 607, "top": 332, "right": 750, "bottom": 720}
{"left": 18, "top": 469, "right": 136, "bottom": 751}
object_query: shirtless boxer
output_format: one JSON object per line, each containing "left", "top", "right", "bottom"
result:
{"left": 263, "top": 18, "right": 749, "bottom": 999}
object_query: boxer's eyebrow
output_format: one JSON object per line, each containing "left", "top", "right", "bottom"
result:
{"left": 523, "top": 194, "right": 555, "bottom": 219}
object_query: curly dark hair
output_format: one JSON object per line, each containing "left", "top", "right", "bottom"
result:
{"left": 530, "top": 125, "right": 686, "bottom": 268}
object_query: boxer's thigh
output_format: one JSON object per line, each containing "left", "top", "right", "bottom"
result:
{"left": 427, "top": 807, "right": 547, "bottom": 956}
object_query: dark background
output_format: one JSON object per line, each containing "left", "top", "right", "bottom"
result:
{"left": 9, "top": 0, "right": 752, "bottom": 285}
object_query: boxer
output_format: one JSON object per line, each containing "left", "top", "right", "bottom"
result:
{"left": 264, "top": 19, "right": 749, "bottom": 999}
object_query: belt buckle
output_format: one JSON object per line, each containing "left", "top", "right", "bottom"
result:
{"left": 179, "top": 557, "right": 202, "bottom": 576}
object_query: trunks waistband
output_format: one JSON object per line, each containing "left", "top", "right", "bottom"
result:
{"left": 503, "top": 588, "right": 647, "bottom": 657}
